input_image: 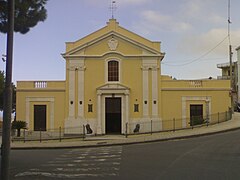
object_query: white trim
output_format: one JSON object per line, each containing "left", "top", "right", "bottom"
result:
{"left": 97, "top": 86, "right": 129, "bottom": 134}
{"left": 25, "top": 97, "right": 55, "bottom": 130}
{"left": 63, "top": 31, "right": 162, "bottom": 56}
{"left": 129, "top": 118, "right": 162, "bottom": 133}
{"left": 142, "top": 67, "right": 149, "bottom": 117}
{"left": 152, "top": 66, "right": 158, "bottom": 117}
{"left": 68, "top": 69, "right": 75, "bottom": 117}
{"left": 77, "top": 59, "right": 85, "bottom": 118}
{"left": 105, "top": 57, "right": 122, "bottom": 83}
{"left": 97, "top": 94, "right": 102, "bottom": 134}
{"left": 182, "top": 96, "right": 212, "bottom": 128}
{"left": 68, "top": 58, "right": 85, "bottom": 118}
{"left": 64, "top": 52, "right": 163, "bottom": 58}
{"left": 102, "top": 95, "right": 126, "bottom": 134}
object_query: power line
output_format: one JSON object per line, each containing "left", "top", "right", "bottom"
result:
{"left": 162, "top": 35, "right": 229, "bottom": 67}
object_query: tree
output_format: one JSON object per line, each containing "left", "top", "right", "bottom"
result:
{"left": 1, "top": 1, "right": 48, "bottom": 179}
{"left": 11, "top": 120, "right": 26, "bottom": 137}
{"left": 0, "top": 0, "right": 48, "bottom": 34}
{"left": 0, "top": 70, "right": 16, "bottom": 113}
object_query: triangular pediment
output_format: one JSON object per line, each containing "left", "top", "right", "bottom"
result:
{"left": 97, "top": 83, "right": 130, "bottom": 90}
{"left": 62, "top": 19, "right": 164, "bottom": 58}
{"left": 96, "top": 83, "right": 130, "bottom": 95}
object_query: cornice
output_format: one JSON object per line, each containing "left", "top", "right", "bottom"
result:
{"left": 63, "top": 31, "right": 163, "bottom": 57}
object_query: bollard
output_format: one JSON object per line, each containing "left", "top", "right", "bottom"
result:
{"left": 218, "top": 112, "right": 220, "bottom": 123}
{"left": 59, "top": 127, "right": 61, "bottom": 142}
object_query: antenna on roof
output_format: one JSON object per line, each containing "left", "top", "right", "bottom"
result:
{"left": 228, "top": 0, "right": 232, "bottom": 44}
{"left": 109, "top": 1, "right": 117, "bottom": 19}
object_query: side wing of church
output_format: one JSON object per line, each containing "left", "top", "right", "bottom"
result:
{"left": 16, "top": 19, "right": 231, "bottom": 135}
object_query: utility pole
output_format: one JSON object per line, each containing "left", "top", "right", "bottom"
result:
{"left": 228, "top": 0, "right": 234, "bottom": 113}
{"left": 229, "top": 45, "right": 234, "bottom": 113}
{"left": 1, "top": 0, "right": 15, "bottom": 179}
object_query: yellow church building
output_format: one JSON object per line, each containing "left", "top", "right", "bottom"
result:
{"left": 16, "top": 19, "right": 231, "bottom": 135}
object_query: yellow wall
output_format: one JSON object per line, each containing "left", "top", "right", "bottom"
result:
{"left": 16, "top": 85, "right": 65, "bottom": 130}
{"left": 16, "top": 19, "right": 231, "bottom": 133}
{"left": 161, "top": 79, "right": 231, "bottom": 128}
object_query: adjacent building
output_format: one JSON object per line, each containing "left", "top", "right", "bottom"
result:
{"left": 217, "top": 46, "right": 240, "bottom": 105}
{"left": 16, "top": 19, "right": 231, "bottom": 135}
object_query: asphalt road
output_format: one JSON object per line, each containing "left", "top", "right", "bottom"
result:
{"left": 1, "top": 129, "right": 240, "bottom": 180}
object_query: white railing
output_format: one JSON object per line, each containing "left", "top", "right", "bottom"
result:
{"left": 189, "top": 80, "right": 202, "bottom": 87}
{"left": 34, "top": 81, "right": 47, "bottom": 88}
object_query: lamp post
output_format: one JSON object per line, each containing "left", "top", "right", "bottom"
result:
{"left": 1, "top": 0, "right": 15, "bottom": 180}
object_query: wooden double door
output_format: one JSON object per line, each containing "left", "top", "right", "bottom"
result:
{"left": 105, "top": 98, "right": 121, "bottom": 134}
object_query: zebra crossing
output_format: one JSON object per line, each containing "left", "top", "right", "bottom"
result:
{"left": 15, "top": 146, "right": 122, "bottom": 179}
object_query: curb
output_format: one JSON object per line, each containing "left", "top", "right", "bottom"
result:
{"left": 10, "top": 126, "right": 240, "bottom": 150}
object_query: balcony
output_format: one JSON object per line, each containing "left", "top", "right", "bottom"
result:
{"left": 17, "top": 81, "right": 66, "bottom": 91}
{"left": 161, "top": 79, "right": 230, "bottom": 90}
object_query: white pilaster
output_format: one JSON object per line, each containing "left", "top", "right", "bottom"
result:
{"left": 125, "top": 94, "right": 129, "bottom": 134}
{"left": 142, "top": 66, "right": 149, "bottom": 117}
{"left": 25, "top": 98, "right": 30, "bottom": 128}
{"left": 97, "top": 93, "right": 102, "bottom": 134}
{"left": 50, "top": 101, "right": 54, "bottom": 129}
{"left": 69, "top": 69, "right": 75, "bottom": 117}
{"left": 78, "top": 65, "right": 85, "bottom": 118}
{"left": 152, "top": 67, "right": 158, "bottom": 117}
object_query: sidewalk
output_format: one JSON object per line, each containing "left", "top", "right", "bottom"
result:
{"left": 10, "top": 113, "right": 240, "bottom": 149}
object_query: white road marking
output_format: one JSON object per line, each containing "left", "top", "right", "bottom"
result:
{"left": 15, "top": 146, "right": 123, "bottom": 178}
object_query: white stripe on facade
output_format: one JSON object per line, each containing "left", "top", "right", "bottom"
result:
{"left": 77, "top": 59, "right": 85, "bottom": 118}
{"left": 97, "top": 93, "right": 102, "bottom": 134}
{"left": 69, "top": 69, "right": 75, "bottom": 117}
{"left": 152, "top": 66, "right": 158, "bottom": 117}
{"left": 142, "top": 66, "right": 149, "bottom": 117}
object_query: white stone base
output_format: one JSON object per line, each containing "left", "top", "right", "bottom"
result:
{"left": 128, "top": 118, "right": 162, "bottom": 134}
{"left": 64, "top": 117, "right": 97, "bottom": 135}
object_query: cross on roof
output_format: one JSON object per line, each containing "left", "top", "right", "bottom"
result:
{"left": 109, "top": 1, "right": 117, "bottom": 19}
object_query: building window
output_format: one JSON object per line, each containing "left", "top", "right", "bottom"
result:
{"left": 134, "top": 104, "right": 139, "bottom": 112}
{"left": 108, "top": 60, "right": 119, "bottom": 81}
{"left": 88, "top": 104, "right": 93, "bottom": 112}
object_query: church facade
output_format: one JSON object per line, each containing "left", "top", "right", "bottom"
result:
{"left": 16, "top": 19, "right": 231, "bottom": 135}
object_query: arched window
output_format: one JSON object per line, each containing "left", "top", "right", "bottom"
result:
{"left": 108, "top": 60, "right": 119, "bottom": 81}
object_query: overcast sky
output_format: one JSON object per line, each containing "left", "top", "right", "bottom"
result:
{"left": 0, "top": 0, "right": 240, "bottom": 83}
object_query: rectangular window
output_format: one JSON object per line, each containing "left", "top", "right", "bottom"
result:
{"left": 108, "top": 60, "right": 119, "bottom": 81}
{"left": 134, "top": 104, "right": 139, "bottom": 112}
{"left": 88, "top": 104, "right": 93, "bottom": 112}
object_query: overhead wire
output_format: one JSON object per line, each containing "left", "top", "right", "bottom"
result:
{"left": 162, "top": 35, "right": 229, "bottom": 67}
